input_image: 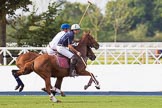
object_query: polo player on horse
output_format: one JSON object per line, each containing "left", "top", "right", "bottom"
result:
{"left": 56, "top": 24, "right": 81, "bottom": 77}
{"left": 46, "top": 23, "right": 70, "bottom": 55}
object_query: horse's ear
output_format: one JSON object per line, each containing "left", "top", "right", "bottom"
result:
{"left": 83, "top": 31, "right": 86, "bottom": 35}
{"left": 83, "top": 30, "right": 90, "bottom": 34}
{"left": 83, "top": 30, "right": 91, "bottom": 36}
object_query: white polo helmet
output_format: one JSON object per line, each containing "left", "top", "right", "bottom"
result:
{"left": 71, "top": 24, "right": 81, "bottom": 30}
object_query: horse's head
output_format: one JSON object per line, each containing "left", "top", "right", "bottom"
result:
{"left": 81, "top": 31, "right": 99, "bottom": 50}
{"left": 87, "top": 46, "right": 96, "bottom": 61}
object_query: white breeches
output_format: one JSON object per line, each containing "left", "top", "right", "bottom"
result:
{"left": 56, "top": 46, "right": 74, "bottom": 58}
{"left": 46, "top": 45, "right": 57, "bottom": 56}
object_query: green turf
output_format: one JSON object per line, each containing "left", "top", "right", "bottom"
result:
{"left": 0, "top": 96, "right": 162, "bottom": 108}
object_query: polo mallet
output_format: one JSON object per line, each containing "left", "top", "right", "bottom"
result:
{"left": 80, "top": 56, "right": 98, "bottom": 85}
{"left": 79, "top": 0, "right": 92, "bottom": 25}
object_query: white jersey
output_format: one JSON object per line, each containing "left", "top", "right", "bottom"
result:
{"left": 46, "top": 31, "right": 66, "bottom": 55}
{"left": 49, "top": 31, "right": 66, "bottom": 50}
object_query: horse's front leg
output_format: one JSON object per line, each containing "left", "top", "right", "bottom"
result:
{"left": 44, "top": 77, "right": 60, "bottom": 103}
{"left": 78, "top": 70, "right": 100, "bottom": 90}
{"left": 12, "top": 69, "right": 24, "bottom": 92}
{"left": 53, "top": 77, "right": 65, "bottom": 97}
{"left": 84, "top": 77, "right": 93, "bottom": 90}
{"left": 41, "top": 77, "right": 65, "bottom": 97}
{"left": 90, "top": 72, "right": 100, "bottom": 89}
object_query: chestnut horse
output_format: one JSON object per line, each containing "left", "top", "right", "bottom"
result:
{"left": 12, "top": 46, "right": 96, "bottom": 95}
{"left": 14, "top": 32, "right": 100, "bottom": 102}
{"left": 12, "top": 34, "right": 97, "bottom": 93}
{"left": 12, "top": 47, "right": 96, "bottom": 96}
{"left": 12, "top": 52, "right": 39, "bottom": 92}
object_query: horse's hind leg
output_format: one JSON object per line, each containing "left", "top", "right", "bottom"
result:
{"left": 12, "top": 70, "right": 24, "bottom": 92}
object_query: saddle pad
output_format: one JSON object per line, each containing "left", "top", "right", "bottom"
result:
{"left": 56, "top": 56, "right": 69, "bottom": 68}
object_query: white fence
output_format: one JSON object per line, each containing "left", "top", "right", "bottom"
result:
{"left": 1, "top": 42, "right": 162, "bottom": 65}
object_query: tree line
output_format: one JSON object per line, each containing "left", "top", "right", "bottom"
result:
{"left": 1, "top": 0, "right": 162, "bottom": 47}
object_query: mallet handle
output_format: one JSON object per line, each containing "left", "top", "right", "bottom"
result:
{"left": 79, "top": 1, "right": 92, "bottom": 25}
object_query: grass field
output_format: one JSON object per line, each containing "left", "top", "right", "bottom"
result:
{"left": 0, "top": 96, "right": 162, "bottom": 108}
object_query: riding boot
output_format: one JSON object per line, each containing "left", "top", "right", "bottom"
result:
{"left": 69, "top": 55, "right": 78, "bottom": 77}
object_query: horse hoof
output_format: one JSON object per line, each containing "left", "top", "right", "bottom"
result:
{"left": 19, "top": 85, "right": 24, "bottom": 92}
{"left": 95, "top": 85, "right": 100, "bottom": 90}
{"left": 50, "top": 97, "right": 61, "bottom": 103}
{"left": 41, "top": 88, "right": 47, "bottom": 92}
{"left": 57, "top": 100, "right": 61, "bottom": 103}
{"left": 84, "top": 85, "right": 89, "bottom": 90}
{"left": 61, "top": 92, "right": 66, "bottom": 97}
{"left": 15, "top": 85, "right": 20, "bottom": 90}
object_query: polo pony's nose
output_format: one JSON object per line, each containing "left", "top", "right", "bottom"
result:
{"left": 92, "top": 55, "right": 96, "bottom": 61}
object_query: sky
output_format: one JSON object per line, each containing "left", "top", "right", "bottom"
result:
{"left": 67, "top": 0, "right": 108, "bottom": 12}
{"left": 31, "top": 0, "right": 108, "bottom": 14}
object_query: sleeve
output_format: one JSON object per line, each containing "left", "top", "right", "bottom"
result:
{"left": 68, "top": 34, "right": 74, "bottom": 45}
{"left": 68, "top": 37, "right": 70, "bottom": 45}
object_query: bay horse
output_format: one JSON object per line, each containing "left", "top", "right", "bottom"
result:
{"left": 14, "top": 32, "right": 100, "bottom": 102}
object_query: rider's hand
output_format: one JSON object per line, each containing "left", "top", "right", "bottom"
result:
{"left": 77, "top": 52, "right": 81, "bottom": 56}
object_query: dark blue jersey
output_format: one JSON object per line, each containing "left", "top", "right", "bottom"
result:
{"left": 57, "top": 30, "right": 74, "bottom": 47}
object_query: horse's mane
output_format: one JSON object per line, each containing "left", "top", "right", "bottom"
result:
{"left": 78, "top": 31, "right": 91, "bottom": 44}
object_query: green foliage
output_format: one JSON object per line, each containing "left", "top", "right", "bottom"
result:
{"left": 128, "top": 24, "right": 148, "bottom": 41}
{"left": 85, "top": 5, "right": 104, "bottom": 41}
{"left": 58, "top": 2, "right": 105, "bottom": 41}
{"left": 9, "top": 1, "right": 65, "bottom": 46}
{"left": 151, "top": 31, "right": 162, "bottom": 41}
{"left": 102, "top": 0, "right": 162, "bottom": 42}
{"left": 61, "top": 2, "right": 83, "bottom": 23}
{"left": 105, "top": 0, "right": 134, "bottom": 42}
{"left": 0, "top": 0, "right": 32, "bottom": 47}
{"left": 6, "top": 0, "right": 162, "bottom": 44}
{"left": 0, "top": 0, "right": 31, "bottom": 17}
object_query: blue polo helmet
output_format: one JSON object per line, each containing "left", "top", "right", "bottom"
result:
{"left": 60, "top": 23, "right": 70, "bottom": 29}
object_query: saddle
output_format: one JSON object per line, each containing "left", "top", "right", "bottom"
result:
{"left": 55, "top": 54, "right": 70, "bottom": 69}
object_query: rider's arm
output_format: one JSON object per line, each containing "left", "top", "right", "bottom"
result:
{"left": 67, "top": 34, "right": 81, "bottom": 56}
{"left": 68, "top": 44, "right": 79, "bottom": 54}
